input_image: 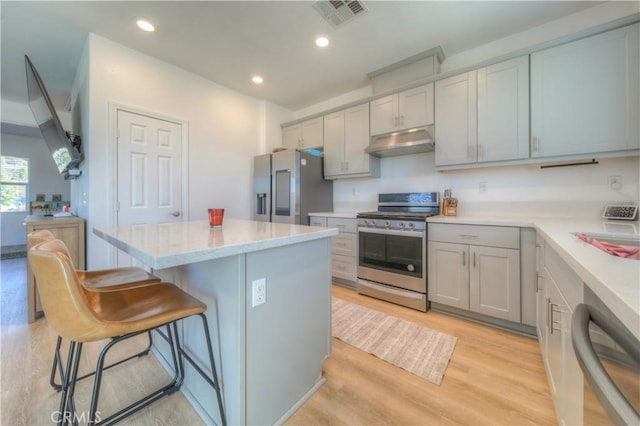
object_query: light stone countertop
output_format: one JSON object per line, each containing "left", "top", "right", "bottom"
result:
{"left": 308, "top": 212, "right": 359, "bottom": 219}
{"left": 428, "top": 215, "right": 640, "bottom": 338}
{"left": 94, "top": 218, "right": 338, "bottom": 270}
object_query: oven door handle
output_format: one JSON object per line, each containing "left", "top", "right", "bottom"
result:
{"left": 358, "top": 227, "right": 425, "bottom": 238}
{"left": 572, "top": 303, "right": 640, "bottom": 425}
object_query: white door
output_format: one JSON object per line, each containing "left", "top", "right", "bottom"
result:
{"left": 116, "top": 109, "right": 184, "bottom": 265}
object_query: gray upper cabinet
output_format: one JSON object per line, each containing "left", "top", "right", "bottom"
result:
{"left": 370, "top": 83, "right": 434, "bottom": 136}
{"left": 477, "top": 56, "right": 530, "bottom": 163}
{"left": 435, "top": 56, "right": 529, "bottom": 167}
{"left": 282, "top": 116, "right": 324, "bottom": 149}
{"left": 324, "top": 103, "right": 380, "bottom": 179}
{"left": 531, "top": 23, "right": 640, "bottom": 158}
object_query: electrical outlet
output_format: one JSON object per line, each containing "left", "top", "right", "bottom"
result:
{"left": 252, "top": 278, "right": 266, "bottom": 307}
{"left": 608, "top": 175, "right": 622, "bottom": 190}
{"left": 478, "top": 182, "right": 488, "bottom": 194}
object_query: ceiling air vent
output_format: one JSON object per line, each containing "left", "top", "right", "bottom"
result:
{"left": 313, "top": 1, "right": 368, "bottom": 28}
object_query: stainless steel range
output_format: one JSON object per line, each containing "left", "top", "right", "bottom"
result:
{"left": 357, "top": 192, "right": 440, "bottom": 311}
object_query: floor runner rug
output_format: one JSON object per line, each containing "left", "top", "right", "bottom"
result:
{"left": 332, "top": 297, "right": 457, "bottom": 385}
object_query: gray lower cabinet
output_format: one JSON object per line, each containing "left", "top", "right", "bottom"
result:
{"left": 309, "top": 215, "right": 357, "bottom": 287}
{"left": 536, "top": 236, "right": 583, "bottom": 426}
{"left": 428, "top": 223, "right": 521, "bottom": 323}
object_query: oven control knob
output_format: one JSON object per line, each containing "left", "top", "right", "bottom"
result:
{"left": 385, "top": 220, "right": 391, "bottom": 228}
{"left": 408, "top": 222, "right": 415, "bottom": 229}
{"left": 363, "top": 220, "right": 369, "bottom": 226}
{"left": 407, "top": 264, "right": 415, "bottom": 272}
{"left": 398, "top": 222, "right": 405, "bottom": 228}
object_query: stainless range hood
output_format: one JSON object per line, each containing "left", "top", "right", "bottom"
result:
{"left": 364, "top": 125, "right": 435, "bottom": 157}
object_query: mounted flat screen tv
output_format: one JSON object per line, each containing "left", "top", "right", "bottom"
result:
{"left": 25, "top": 55, "right": 82, "bottom": 179}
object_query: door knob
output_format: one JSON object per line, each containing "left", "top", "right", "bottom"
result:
{"left": 169, "top": 211, "right": 181, "bottom": 217}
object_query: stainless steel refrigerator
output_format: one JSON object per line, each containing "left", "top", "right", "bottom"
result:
{"left": 254, "top": 149, "right": 333, "bottom": 224}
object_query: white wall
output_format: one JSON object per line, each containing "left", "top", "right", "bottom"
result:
{"left": 291, "top": 2, "right": 640, "bottom": 217}
{"left": 78, "top": 34, "right": 278, "bottom": 268}
{"left": 0, "top": 133, "right": 71, "bottom": 246}
{"left": 263, "top": 101, "right": 293, "bottom": 153}
{"left": 332, "top": 154, "right": 640, "bottom": 218}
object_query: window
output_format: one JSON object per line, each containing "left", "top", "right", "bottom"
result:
{"left": 1, "top": 156, "right": 29, "bottom": 212}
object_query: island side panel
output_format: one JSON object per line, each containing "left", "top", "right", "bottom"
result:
{"left": 245, "top": 238, "right": 332, "bottom": 424}
{"left": 154, "top": 254, "right": 246, "bottom": 426}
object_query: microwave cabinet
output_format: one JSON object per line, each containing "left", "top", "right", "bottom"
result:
{"left": 25, "top": 215, "right": 86, "bottom": 323}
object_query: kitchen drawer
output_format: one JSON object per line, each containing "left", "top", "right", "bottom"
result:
{"left": 327, "top": 217, "right": 357, "bottom": 234}
{"left": 332, "top": 254, "right": 357, "bottom": 282}
{"left": 428, "top": 223, "right": 519, "bottom": 249}
{"left": 309, "top": 216, "right": 327, "bottom": 227}
{"left": 331, "top": 233, "right": 356, "bottom": 256}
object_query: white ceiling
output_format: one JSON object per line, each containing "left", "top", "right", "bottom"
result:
{"left": 1, "top": 1, "right": 604, "bottom": 112}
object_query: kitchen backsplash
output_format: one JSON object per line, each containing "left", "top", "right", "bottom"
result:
{"left": 332, "top": 154, "right": 639, "bottom": 218}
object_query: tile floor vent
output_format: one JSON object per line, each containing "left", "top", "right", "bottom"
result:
{"left": 313, "top": 1, "right": 368, "bottom": 28}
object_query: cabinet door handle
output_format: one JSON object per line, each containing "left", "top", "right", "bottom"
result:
{"left": 400, "top": 115, "right": 405, "bottom": 126}
{"left": 532, "top": 136, "right": 539, "bottom": 153}
{"left": 394, "top": 116, "right": 398, "bottom": 127}
{"left": 546, "top": 297, "right": 551, "bottom": 334}
{"left": 536, "top": 274, "right": 544, "bottom": 292}
{"left": 462, "top": 251, "right": 466, "bottom": 266}
{"left": 473, "top": 252, "right": 476, "bottom": 267}
{"left": 547, "top": 299, "right": 562, "bottom": 334}
{"left": 478, "top": 144, "right": 484, "bottom": 159}
{"left": 551, "top": 305, "right": 562, "bottom": 333}
{"left": 459, "top": 233, "right": 479, "bottom": 238}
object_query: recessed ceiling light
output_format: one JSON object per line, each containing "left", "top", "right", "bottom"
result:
{"left": 252, "top": 75, "right": 264, "bottom": 84}
{"left": 315, "top": 36, "right": 329, "bottom": 48}
{"left": 136, "top": 19, "right": 155, "bottom": 32}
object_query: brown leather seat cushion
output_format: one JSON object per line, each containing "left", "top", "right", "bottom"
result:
{"left": 83, "top": 283, "right": 206, "bottom": 341}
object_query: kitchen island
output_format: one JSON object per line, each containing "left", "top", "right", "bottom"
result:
{"left": 94, "top": 219, "right": 338, "bottom": 425}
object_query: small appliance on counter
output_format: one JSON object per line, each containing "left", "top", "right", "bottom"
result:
{"left": 253, "top": 149, "right": 333, "bottom": 225}
{"left": 602, "top": 204, "right": 638, "bottom": 221}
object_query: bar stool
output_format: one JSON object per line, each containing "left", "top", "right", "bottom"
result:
{"left": 27, "top": 230, "right": 162, "bottom": 392}
{"left": 29, "top": 239, "right": 226, "bottom": 425}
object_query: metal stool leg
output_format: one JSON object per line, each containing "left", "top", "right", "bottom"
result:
{"left": 88, "top": 326, "right": 183, "bottom": 426}
{"left": 172, "top": 314, "right": 226, "bottom": 425}
{"left": 50, "top": 331, "right": 153, "bottom": 392}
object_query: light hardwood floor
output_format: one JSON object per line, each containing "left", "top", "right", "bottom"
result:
{"left": 1, "top": 258, "right": 556, "bottom": 425}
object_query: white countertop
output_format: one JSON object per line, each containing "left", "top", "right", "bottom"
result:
{"left": 428, "top": 215, "right": 640, "bottom": 338}
{"left": 94, "top": 219, "right": 338, "bottom": 270}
